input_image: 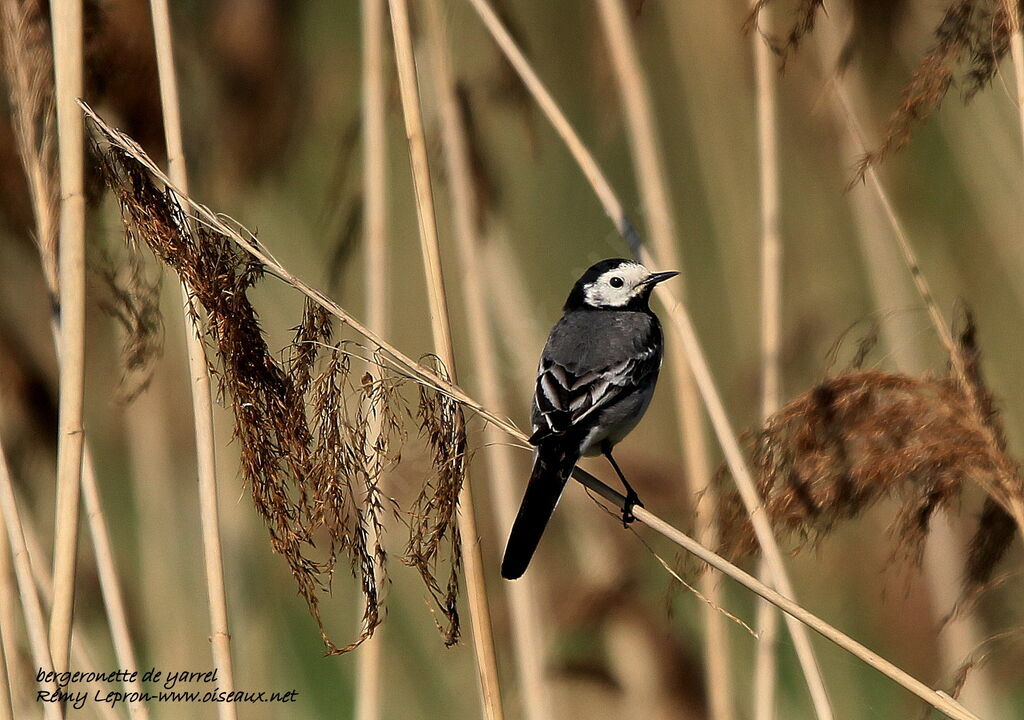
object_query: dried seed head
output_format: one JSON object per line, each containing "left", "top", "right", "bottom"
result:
{"left": 718, "top": 367, "right": 1019, "bottom": 581}
{"left": 402, "top": 356, "right": 466, "bottom": 645}
{"left": 90, "top": 247, "right": 163, "bottom": 402}
{"left": 93, "top": 123, "right": 469, "bottom": 652}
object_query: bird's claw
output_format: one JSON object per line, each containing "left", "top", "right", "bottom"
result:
{"left": 621, "top": 491, "right": 643, "bottom": 527}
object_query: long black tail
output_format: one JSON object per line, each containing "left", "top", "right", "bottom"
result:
{"left": 501, "top": 443, "right": 578, "bottom": 579}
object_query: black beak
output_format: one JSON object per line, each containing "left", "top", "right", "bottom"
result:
{"left": 644, "top": 271, "right": 679, "bottom": 286}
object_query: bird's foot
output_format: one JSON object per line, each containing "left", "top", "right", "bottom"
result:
{"left": 621, "top": 491, "right": 644, "bottom": 527}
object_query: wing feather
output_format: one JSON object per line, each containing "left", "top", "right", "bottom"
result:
{"left": 531, "top": 346, "right": 659, "bottom": 441}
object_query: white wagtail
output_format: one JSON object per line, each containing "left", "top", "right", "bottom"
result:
{"left": 501, "top": 258, "right": 678, "bottom": 579}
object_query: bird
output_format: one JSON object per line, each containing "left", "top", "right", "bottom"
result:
{"left": 501, "top": 258, "right": 678, "bottom": 580}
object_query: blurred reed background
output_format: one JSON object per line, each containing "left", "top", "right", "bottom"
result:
{"left": 1, "top": 0, "right": 1023, "bottom": 718}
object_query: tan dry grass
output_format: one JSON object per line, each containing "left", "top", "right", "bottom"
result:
{"left": 48, "top": 0, "right": 88, "bottom": 676}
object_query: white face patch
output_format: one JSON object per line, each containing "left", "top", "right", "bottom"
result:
{"left": 582, "top": 262, "right": 652, "bottom": 308}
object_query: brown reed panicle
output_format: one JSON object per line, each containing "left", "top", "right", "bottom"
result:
{"left": 1, "top": 0, "right": 59, "bottom": 291}
{"left": 90, "top": 248, "right": 163, "bottom": 402}
{"left": 305, "top": 338, "right": 403, "bottom": 651}
{"left": 746, "top": 0, "right": 910, "bottom": 66}
{"left": 717, "top": 317, "right": 1021, "bottom": 590}
{"left": 748, "top": 0, "right": 1015, "bottom": 177}
{"left": 93, "top": 134, "right": 467, "bottom": 653}
{"left": 955, "top": 310, "right": 1021, "bottom": 592}
{"left": 745, "top": 0, "right": 827, "bottom": 65}
{"left": 404, "top": 356, "right": 466, "bottom": 646}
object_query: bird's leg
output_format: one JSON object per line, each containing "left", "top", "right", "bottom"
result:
{"left": 601, "top": 442, "right": 643, "bottom": 526}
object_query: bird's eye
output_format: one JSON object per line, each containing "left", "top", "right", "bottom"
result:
{"left": 609, "top": 276, "right": 624, "bottom": 288}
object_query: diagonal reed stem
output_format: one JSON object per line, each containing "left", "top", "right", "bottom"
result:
{"left": 81, "top": 103, "right": 983, "bottom": 720}
{"left": 385, "top": 1, "right": 505, "bottom": 718}
{"left": 421, "top": 2, "right": 554, "bottom": 718}
{"left": 49, "top": 0, "right": 87, "bottom": 677}
{"left": 751, "top": 2, "right": 782, "bottom": 718}
{"left": 148, "top": 3, "right": 238, "bottom": 715}
{"left": 463, "top": 1, "right": 832, "bottom": 715}
{"left": 593, "top": 2, "right": 733, "bottom": 718}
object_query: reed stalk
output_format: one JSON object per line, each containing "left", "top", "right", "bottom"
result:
{"left": 0, "top": 444, "right": 62, "bottom": 720}
{"left": 148, "top": 2, "right": 237, "bottom": 712}
{"left": 422, "top": 3, "right": 554, "bottom": 718}
{"left": 0, "top": 514, "right": 13, "bottom": 720}
{"left": 354, "top": 1, "right": 388, "bottom": 718}
{"left": 593, "top": 2, "right": 732, "bottom": 718}
{"left": 463, "top": 1, "right": 832, "bottom": 714}
{"left": 84, "top": 104, "right": 984, "bottom": 720}
{"left": 385, "top": 2, "right": 505, "bottom": 718}
{"left": 751, "top": 3, "right": 781, "bottom": 718}
{"left": 49, "top": 0, "right": 87, "bottom": 676}
{"left": 49, "top": 286, "right": 152, "bottom": 719}
{"left": 48, "top": 318, "right": 150, "bottom": 717}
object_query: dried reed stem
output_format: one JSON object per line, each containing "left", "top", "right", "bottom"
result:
{"left": 422, "top": 3, "right": 554, "bottom": 719}
{"left": 148, "top": 2, "right": 238, "bottom": 712}
{"left": 0, "top": 518, "right": 12, "bottom": 720}
{"left": 49, "top": 287, "right": 152, "bottom": 719}
{"left": 752, "top": 3, "right": 782, "bottom": 718}
{"left": 593, "top": 2, "right": 733, "bottom": 718}
{"left": 47, "top": 303, "right": 151, "bottom": 718}
{"left": 0, "top": 511, "right": 17, "bottom": 717}
{"left": 0, "top": 444, "right": 62, "bottom": 720}
{"left": 355, "top": 0, "right": 388, "bottom": 717}
{"left": 49, "top": 0, "right": 87, "bottom": 677}
{"left": 83, "top": 107, "right": 982, "bottom": 720}
{"left": 463, "top": 0, "right": 638, "bottom": 248}
{"left": 465, "top": 1, "right": 832, "bottom": 714}
{"left": 633, "top": 507, "right": 981, "bottom": 720}
{"left": 386, "top": 2, "right": 505, "bottom": 718}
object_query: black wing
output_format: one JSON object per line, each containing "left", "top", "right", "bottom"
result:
{"left": 529, "top": 344, "right": 660, "bottom": 444}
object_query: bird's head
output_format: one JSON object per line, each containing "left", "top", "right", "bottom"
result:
{"left": 564, "top": 258, "right": 678, "bottom": 311}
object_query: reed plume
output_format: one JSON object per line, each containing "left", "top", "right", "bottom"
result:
{"left": 718, "top": 317, "right": 1020, "bottom": 598}
{"left": 93, "top": 129, "right": 467, "bottom": 652}
{"left": 747, "top": 0, "right": 1023, "bottom": 176}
